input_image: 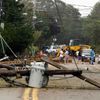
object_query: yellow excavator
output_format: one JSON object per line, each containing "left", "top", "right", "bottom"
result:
{"left": 56, "top": 39, "right": 91, "bottom": 57}
{"left": 64, "top": 39, "right": 91, "bottom": 51}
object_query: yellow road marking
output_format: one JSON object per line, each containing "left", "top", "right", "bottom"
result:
{"left": 22, "top": 88, "right": 31, "bottom": 100}
{"left": 22, "top": 88, "right": 39, "bottom": 100}
{"left": 32, "top": 88, "right": 39, "bottom": 100}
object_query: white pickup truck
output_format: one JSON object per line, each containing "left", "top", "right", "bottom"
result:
{"left": 81, "top": 49, "right": 95, "bottom": 62}
{"left": 46, "top": 45, "right": 58, "bottom": 53}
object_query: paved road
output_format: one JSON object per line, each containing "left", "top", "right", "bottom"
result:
{"left": 0, "top": 62, "right": 100, "bottom": 100}
{"left": 0, "top": 88, "right": 100, "bottom": 100}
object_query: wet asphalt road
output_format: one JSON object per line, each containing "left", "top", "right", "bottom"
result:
{"left": 0, "top": 62, "right": 100, "bottom": 100}
{"left": 0, "top": 88, "right": 100, "bottom": 100}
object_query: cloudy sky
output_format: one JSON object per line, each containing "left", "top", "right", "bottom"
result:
{"left": 61, "top": 0, "right": 99, "bottom": 16}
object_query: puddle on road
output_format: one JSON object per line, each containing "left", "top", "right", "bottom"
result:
{"left": 22, "top": 88, "right": 39, "bottom": 100}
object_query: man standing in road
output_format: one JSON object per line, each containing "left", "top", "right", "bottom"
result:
{"left": 90, "top": 49, "right": 95, "bottom": 65}
{"left": 59, "top": 49, "right": 64, "bottom": 63}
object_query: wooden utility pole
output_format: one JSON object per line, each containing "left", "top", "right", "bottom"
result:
{"left": 42, "top": 57, "right": 100, "bottom": 88}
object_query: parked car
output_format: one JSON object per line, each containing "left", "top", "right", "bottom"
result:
{"left": 46, "top": 45, "right": 59, "bottom": 53}
{"left": 81, "top": 49, "right": 95, "bottom": 62}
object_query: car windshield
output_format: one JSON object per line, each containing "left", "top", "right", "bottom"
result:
{"left": 82, "top": 50, "right": 91, "bottom": 53}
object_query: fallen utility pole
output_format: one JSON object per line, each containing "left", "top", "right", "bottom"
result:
{"left": 75, "top": 74, "right": 100, "bottom": 88}
{"left": 41, "top": 57, "right": 67, "bottom": 70}
{"left": 0, "top": 58, "right": 100, "bottom": 88}
{"left": 0, "top": 69, "right": 30, "bottom": 77}
{"left": 0, "top": 64, "right": 14, "bottom": 70}
{"left": 0, "top": 69, "right": 82, "bottom": 77}
{"left": 45, "top": 70, "right": 82, "bottom": 76}
{"left": 42, "top": 57, "right": 100, "bottom": 88}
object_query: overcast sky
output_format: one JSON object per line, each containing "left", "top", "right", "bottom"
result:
{"left": 61, "top": 0, "right": 99, "bottom": 16}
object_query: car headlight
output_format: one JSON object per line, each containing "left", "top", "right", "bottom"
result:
{"left": 82, "top": 54, "right": 85, "bottom": 56}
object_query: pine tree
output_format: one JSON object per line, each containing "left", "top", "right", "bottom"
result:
{"left": 1, "top": 0, "right": 33, "bottom": 54}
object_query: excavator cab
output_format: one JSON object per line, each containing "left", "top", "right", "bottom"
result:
{"left": 69, "top": 39, "right": 80, "bottom": 46}
{"left": 69, "top": 39, "right": 81, "bottom": 56}
{"left": 69, "top": 39, "right": 91, "bottom": 56}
